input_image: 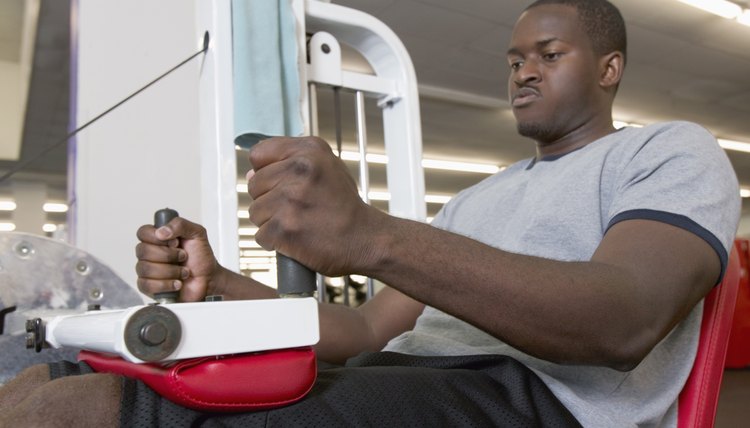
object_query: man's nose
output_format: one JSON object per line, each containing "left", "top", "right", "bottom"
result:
{"left": 513, "top": 60, "right": 541, "bottom": 86}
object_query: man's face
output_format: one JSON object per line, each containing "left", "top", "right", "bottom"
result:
{"left": 507, "top": 5, "right": 602, "bottom": 144}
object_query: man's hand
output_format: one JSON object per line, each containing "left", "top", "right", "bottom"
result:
{"left": 135, "top": 217, "right": 222, "bottom": 302}
{"left": 247, "top": 136, "right": 390, "bottom": 277}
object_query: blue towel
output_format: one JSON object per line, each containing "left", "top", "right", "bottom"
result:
{"left": 232, "top": 0, "right": 303, "bottom": 149}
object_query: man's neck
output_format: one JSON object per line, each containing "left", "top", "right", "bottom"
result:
{"left": 534, "top": 116, "right": 616, "bottom": 159}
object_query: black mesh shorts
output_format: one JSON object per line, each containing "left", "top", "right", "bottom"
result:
{"left": 50, "top": 352, "right": 581, "bottom": 427}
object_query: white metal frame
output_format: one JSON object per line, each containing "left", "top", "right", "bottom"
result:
{"left": 302, "top": 0, "right": 426, "bottom": 222}
{"left": 196, "top": 0, "right": 426, "bottom": 272}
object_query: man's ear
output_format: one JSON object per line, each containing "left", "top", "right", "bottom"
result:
{"left": 599, "top": 51, "right": 625, "bottom": 90}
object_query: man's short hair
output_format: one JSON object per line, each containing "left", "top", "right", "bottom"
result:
{"left": 526, "top": 0, "right": 627, "bottom": 64}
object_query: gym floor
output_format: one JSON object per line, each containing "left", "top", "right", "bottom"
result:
{"left": 716, "top": 369, "right": 750, "bottom": 426}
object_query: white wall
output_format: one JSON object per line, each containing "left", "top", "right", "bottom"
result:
{"left": 74, "top": 0, "right": 203, "bottom": 289}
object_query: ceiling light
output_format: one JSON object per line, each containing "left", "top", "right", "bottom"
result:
{"left": 238, "top": 227, "right": 258, "bottom": 235}
{"left": 0, "top": 200, "right": 16, "bottom": 211}
{"left": 365, "top": 191, "right": 452, "bottom": 204}
{"left": 677, "top": 0, "right": 742, "bottom": 19}
{"left": 0, "top": 223, "right": 16, "bottom": 232}
{"left": 240, "top": 257, "right": 275, "bottom": 264}
{"left": 241, "top": 249, "right": 275, "bottom": 257}
{"left": 237, "top": 210, "right": 249, "bottom": 219}
{"left": 421, "top": 159, "right": 501, "bottom": 174}
{"left": 340, "top": 150, "right": 501, "bottom": 174}
{"left": 738, "top": 9, "right": 750, "bottom": 26}
{"left": 718, "top": 139, "right": 750, "bottom": 153}
{"left": 741, "top": 189, "right": 750, "bottom": 198}
{"left": 424, "top": 194, "right": 452, "bottom": 204}
{"left": 613, "top": 121, "right": 629, "bottom": 129}
{"left": 239, "top": 240, "right": 262, "bottom": 249}
{"left": 613, "top": 120, "right": 644, "bottom": 129}
{"left": 43, "top": 203, "right": 68, "bottom": 213}
{"left": 367, "top": 191, "right": 390, "bottom": 201}
{"left": 43, "top": 224, "right": 58, "bottom": 232}
{"left": 237, "top": 183, "right": 248, "bottom": 193}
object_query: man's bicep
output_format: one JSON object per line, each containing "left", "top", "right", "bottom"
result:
{"left": 592, "top": 218, "right": 721, "bottom": 334}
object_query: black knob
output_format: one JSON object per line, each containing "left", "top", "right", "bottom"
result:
{"left": 153, "top": 208, "right": 180, "bottom": 304}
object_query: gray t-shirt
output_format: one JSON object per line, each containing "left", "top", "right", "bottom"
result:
{"left": 384, "top": 121, "right": 741, "bottom": 427}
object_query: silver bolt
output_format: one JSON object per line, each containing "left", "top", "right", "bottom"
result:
{"left": 14, "top": 242, "right": 34, "bottom": 259}
{"left": 76, "top": 260, "right": 90, "bottom": 275}
{"left": 89, "top": 288, "right": 103, "bottom": 300}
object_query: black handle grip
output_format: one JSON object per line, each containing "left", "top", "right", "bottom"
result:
{"left": 153, "top": 208, "right": 180, "bottom": 304}
{"left": 276, "top": 254, "right": 316, "bottom": 297}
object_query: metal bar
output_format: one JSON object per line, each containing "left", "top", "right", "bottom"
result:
{"left": 308, "top": 82, "right": 319, "bottom": 137}
{"left": 308, "top": 82, "right": 328, "bottom": 304}
{"left": 355, "top": 91, "right": 375, "bottom": 300}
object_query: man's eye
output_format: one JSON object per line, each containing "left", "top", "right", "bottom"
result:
{"left": 510, "top": 60, "right": 523, "bottom": 71}
{"left": 543, "top": 52, "right": 561, "bottom": 61}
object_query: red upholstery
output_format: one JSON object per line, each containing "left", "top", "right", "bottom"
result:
{"left": 677, "top": 245, "right": 741, "bottom": 428}
{"left": 79, "top": 346, "right": 317, "bottom": 412}
{"left": 725, "top": 238, "right": 750, "bottom": 368}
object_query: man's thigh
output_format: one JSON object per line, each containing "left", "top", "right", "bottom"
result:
{"left": 125, "top": 353, "right": 581, "bottom": 427}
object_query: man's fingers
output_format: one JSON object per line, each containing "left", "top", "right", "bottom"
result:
{"left": 135, "top": 242, "right": 186, "bottom": 264}
{"left": 135, "top": 258, "right": 188, "bottom": 280}
{"left": 248, "top": 137, "right": 302, "bottom": 170}
{"left": 248, "top": 136, "right": 332, "bottom": 171}
{"left": 137, "top": 217, "right": 209, "bottom": 244}
{"left": 137, "top": 277, "right": 182, "bottom": 297}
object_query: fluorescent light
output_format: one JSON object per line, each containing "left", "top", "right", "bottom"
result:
{"left": 239, "top": 240, "right": 262, "bottom": 249}
{"left": 241, "top": 249, "right": 275, "bottom": 257}
{"left": 718, "top": 139, "right": 750, "bottom": 153}
{"left": 367, "top": 191, "right": 391, "bottom": 201}
{"left": 677, "top": 0, "right": 742, "bottom": 19}
{"left": 43, "top": 224, "right": 58, "bottom": 232}
{"left": 339, "top": 150, "right": 501, "bottom": 174}
{"left": 236, "top": 183, "right": 248, "bottom": 193}
{"left": 365, "top": 191, "right": 452, "bottom": 204}
{"left": 424, "top": 194, "right": 452, "bottom": 204}
{"left": 422, "top": 159, "right": 501, "bottom": 174}
{"left": 738, "top": 9, "right": 750, "bottom": 26}
{"left": 339, "top": 152, "right": 388, "bottom": 164}
{"left": 240, "top": 257, "right": 274, "bottom": 264}
{"left": 238, "top": 227, "right": 258, "bottom": 236}
{"left": 613, "top": 120, "right": 644, "bottom": 129}
{"left": 741, "top": 189, "right": 750, "bottom": 198}
{"left": 0, "top": 223, "right": 16, "bottom": 231}
{"left": 242, "top": 263, "right": 274, "bottom": 270}
{"left": 0, "top": 200, "right": 16, "bottom": 211}
{"left": 237, "top": 210, "right": 249, "bottom": 219}
{"left": 43, "top": 203, "right": 68, "bottom": 213}
{"left": 613, "top": 121, "right": 629, "bottom": 130}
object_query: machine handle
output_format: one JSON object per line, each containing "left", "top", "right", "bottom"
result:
{"left": 153, "top": 208, "right": 180, "bottom": 304}
{"left": 277, "top": 254, "right": 316, "bottom": 298}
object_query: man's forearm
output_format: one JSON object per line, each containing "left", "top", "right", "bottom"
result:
{"left": 360, "top": 216, "right": 719, "bottom": 370}
{"left": 212, "top": 266, "right": 417, "bottom": 364}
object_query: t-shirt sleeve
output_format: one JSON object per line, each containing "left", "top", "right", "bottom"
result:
{"left": 605, "top": 122, "right": 741, "bottom": 280}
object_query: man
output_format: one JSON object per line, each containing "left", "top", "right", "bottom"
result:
{"left": 0, "top": 0, "right": 740, "bottom": 426}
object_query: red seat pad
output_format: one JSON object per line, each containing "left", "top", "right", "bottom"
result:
{"left": 79, "top": 347, "right": 316, "bottom": 412}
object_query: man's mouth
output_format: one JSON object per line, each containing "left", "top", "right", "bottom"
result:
{"left": 512, "top": 87, "right": 541, "bottom": 108}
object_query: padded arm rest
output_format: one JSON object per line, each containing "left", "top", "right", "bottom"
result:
{"left": 79, "top": 347, "right": 317, "bottom": 412}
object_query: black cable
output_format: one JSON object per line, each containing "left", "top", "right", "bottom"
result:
{"left": 0, "top": 31, "right": 210, "bottom": 184}
{"left": 333, "top": 86, "right": 342, "bottom": 157}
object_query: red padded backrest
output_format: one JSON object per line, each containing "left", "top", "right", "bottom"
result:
{"left": 677, "top": 245, "right": 741, "bottom": 428}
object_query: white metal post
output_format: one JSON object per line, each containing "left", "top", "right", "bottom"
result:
{"left": 195, "top": 0, "right": 239, "bottom": 271}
